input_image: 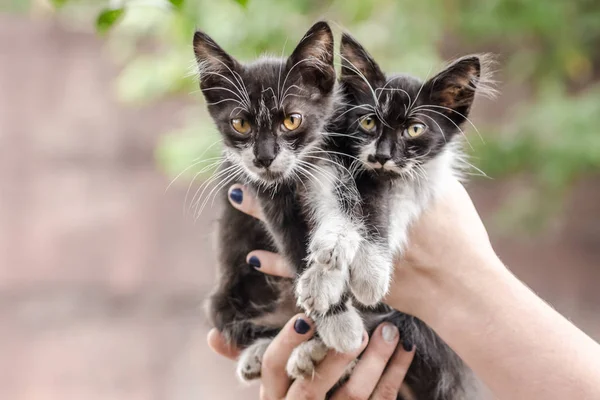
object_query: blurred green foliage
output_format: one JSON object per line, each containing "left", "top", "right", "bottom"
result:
{"left": 16, "top": 0, "right": 600, "bottom": 229}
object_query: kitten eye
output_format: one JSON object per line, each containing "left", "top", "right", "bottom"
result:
{"left": 359, "top": 115, "right": 377, "bottom": 132}
{"left": 231, "top": 118, "right": 251, "bottom": 135}
{"left": 404, "top": 123, "right": 426, "bottom": 138}
{"left": 282, "top": 113, "right": 302, "bottom": 131}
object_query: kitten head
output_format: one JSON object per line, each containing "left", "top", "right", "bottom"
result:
{"left": 193, "top": 22, "right": 336, "bottom": 184}
{"left": 339, "top": 33, "right": 494, "bottom": 179}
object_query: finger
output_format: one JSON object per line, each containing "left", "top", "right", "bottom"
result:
{"left": 261, "top": 314, "right": 315, "bottom": 400}
{"left": 228, "top": 184, "right": 264, "bottom": 221}
{"left": 207, "top": 328, "right": 240, "bottom": 360}
{"left": 247, "top": 251, "right": 295, "bottom": 278}
{"left": 371, "top": 342, "right": 416, "bottom": 400}
{"left": 287, "top": 331, "right": 369, "bottom": 400}
{"left": 331, "top": 323, "right": 399, "bottom": 400}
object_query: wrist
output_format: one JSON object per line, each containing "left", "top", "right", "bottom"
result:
{"left": 388, "top": 246, "right": 505, "bottom": 323}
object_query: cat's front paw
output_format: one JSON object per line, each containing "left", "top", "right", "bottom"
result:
{"left": 308, "top": 227, "right": 362, "bottom": 273}
{"left": 296, "top": 263, "right": 347, "bottom": 315}
{"left": 236, "top": 338, "right": 272, "bottom": 383}
{"left": 286, "top": 339, "right": 328, "bottom": 380}
{"left": 317, "top": 306, "right": 364, "bottom": 353}
{"left": 349, "top": 242, "right": 393, "bottom": 306}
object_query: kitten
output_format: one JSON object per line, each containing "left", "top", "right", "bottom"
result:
{"left": 325, "top": 34, "right": 496, "bottom": 399}
{"left": 193, "top": 22, "right": 371, "bottom": 382}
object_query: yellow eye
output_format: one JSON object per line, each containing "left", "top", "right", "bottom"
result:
{"left": 231, "top": 118, "right": 251, "bottom": 135}
{"left": 282, "top": 113, "right": 302, "bottom": 131}
{"left": 405, "top": 123, "right": 426, "bottom": 138}
{"left": 360, "top": 115, "right": 376, "bottom": 132}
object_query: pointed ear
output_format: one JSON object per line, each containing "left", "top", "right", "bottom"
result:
{"left": 339, "top": 33, "right": 385, "bottom": 94}
{"left": 424, "top": 55, "right": 483, "bottom": 125}
{"left": 193, "top": 31, "right": 240, "bottom": 88}
{"left": 286, "top": 21, "right": 335, "bottom": 93}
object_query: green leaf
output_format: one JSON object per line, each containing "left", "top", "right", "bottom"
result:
{"left": 51, "top": 0, "right": 69, "bottom": 8}
{"left": 234, "top": 0, "right": 248, "bottom": 8}
{"left": 96, "top": 8, "right": 125, "bottom": 35}
{"left": 169, "top": 0, "right": 184, "bottom": 10}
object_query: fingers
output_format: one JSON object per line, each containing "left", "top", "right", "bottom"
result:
{"left": 371, "top": 341, "right": 416, "bottom": 400}
{"left": 247, "top": 251, "right": 295, "bottom": 278}
{"left": 260, "top": 314, "right": 315, "bottom": 400}
{"left": 287, "top": 332, "right": 369, "bottom": 400}
{"left": 330, "top": 323, "right": 399, "bottom": 400}
{"left": 207, "top": 328, "right": 240, "bottom": 360}
{"left": 228, "top": 184, "right": 264, "bottom": 221}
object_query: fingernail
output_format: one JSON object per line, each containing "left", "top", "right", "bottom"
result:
{"left": 381, "top": 323, "right": 399, "bottom": 343}
{"left": 402, "top": 339, "right": 414, "bottom": 352}
{"left": 229, "top": 188, "right": 243, "bottom": 204}
{"left": 294, "top": 318, "right": 311, "bottom": 334}
{"left": 248, "top": 255, "right": 261, "bottom": 269}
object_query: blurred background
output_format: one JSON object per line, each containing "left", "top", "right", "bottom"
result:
{"left": 1, "top": 0, "right": 599, "bottom": 399}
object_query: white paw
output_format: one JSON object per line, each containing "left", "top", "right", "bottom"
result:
{"left": 286, "top": 339, "right": 328, "bottom": 380}
{"left": 296, "top": 264, "right": 347, "bottom": 315}
{"left": 350, "top": 243, "right": 392, "bottom": 306}
{"left": 236, "top": 338, "right": 272, "bottom": 383}
{"left": 317, "top": 306, "right": 364, "bottom": 353}
{"left": 308, "top": 227, "right": 362, "bottom": 272}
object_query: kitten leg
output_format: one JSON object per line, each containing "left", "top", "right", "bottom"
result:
{"left": 349, "top": 240, "right": 393, "bottom": 306}
{"left": 298, "top": 164, "right": 363, "bottom": 314}
{"left": 286, "top": 338, "right": 328, "bottom": 380}
{"left": 315, "top": 299, "right": 364, "bottom": 353}
{"left": 236, "top": 337, "right": 273, "bottom": 383}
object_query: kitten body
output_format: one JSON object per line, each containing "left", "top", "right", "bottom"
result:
{"left": 194, "top": 22, "right": 369, "bottom": 382}
{"left": 326, "top": 34, "right": 496, "bottom": 399}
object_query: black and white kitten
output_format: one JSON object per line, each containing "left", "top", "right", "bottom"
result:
{"left": 194, "top": 22, "right": 373, "bottom": 382}
{"left": 326, "top": 34, "right": 496, "bottom": 399}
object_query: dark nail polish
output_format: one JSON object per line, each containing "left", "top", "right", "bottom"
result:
{"left": 294, "top": 318, "right": 311, "bottom": 334}
{"left": 248, "top": 256, "right": 261, "bottom": 269}
{"left": 229, "top": 188, "right": 243, "bottom": 204}
{"left": 402, "top": 339, "right": 414, "bottom": 352}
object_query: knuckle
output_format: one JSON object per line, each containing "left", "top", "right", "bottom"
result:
{"left": 294, "top": 382, "right": 319, "bottom": 400}
{"left": 373, "top": 382, "right": 399, "bottom": 400}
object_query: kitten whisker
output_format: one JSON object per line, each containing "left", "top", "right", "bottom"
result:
{"left": 414, "top": 109, "right": 474, "bottom": 150}
{"left": 412, "top": 104, "right": 484, "bottom": 143}
{"left": 412, "top": 112, "right": 448, "bottom": 144}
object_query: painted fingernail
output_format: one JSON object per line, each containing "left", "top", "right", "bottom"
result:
{"left": 294, "top": 318, "right": 311, "bottom": 334}
{"left": 382, "top": 323, "right": 399, "bottom": 343}
{"left": 402, "top": 339, "right": 414, "bottom": 352}
{"left": 248, "top": 255, "right": 261, "bottom": 269}
{"left": 229, "top": 188, "right": 243, "bottom": 204}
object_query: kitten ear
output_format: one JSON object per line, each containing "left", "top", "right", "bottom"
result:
{"left": 286, "top": 21, "right": 335, "bottom": 93}
{"left": 339, "top": 33, "right": 386, "bottom": 93}
{"left": 193, "top": 31, "right": 240, "bottom": 87}
{"left": 424, "top": 55, "right": 487, "bottom": 125}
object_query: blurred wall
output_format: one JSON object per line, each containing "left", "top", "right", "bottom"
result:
{"left": 0, "top": 13, "right": 599, "bottom": 400}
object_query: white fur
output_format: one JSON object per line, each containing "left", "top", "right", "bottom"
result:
{"left": 316, "top": 302, "right": 364, "bottom": 353}
{"left": 349, "top": 240, "right": 393, "bottom": 306}
{"left": 286, "top": 338, "right": 328, "bottom": 380}
{"left": 388, "top": 143, "right": 459, "bottom": 255}
{"left": 296, "top": 163, "right": 362, "bottom": 314}
{"left": 236, "top": 337, "right": 272, "bottom": 383}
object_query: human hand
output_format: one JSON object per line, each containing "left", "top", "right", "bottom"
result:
{"left": 208, "top": 317, "right": 415, "bottom": 400}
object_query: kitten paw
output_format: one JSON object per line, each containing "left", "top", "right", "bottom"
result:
{"left": 236, "top": 338, "right": 272, "bottom": 383}
{"left": 296, "top": 263, "right": 347, "bottom": 315}
{"left": 286, "top": 339, "right": 328, "bottom": 380}
{"left": 308, "top": 227, "right": 362, "bottom": 273}
{"left": 317, "top": 306, "right": 364, "bottom": 353}
{"left": 350, "top": 243, "right": 392, "bottom": 306}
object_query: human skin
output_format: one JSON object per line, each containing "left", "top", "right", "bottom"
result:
{"left": 222, "top": 180, "right": 600, "bottom": 400}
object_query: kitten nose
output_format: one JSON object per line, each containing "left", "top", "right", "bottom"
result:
{"left": 255, "top": 156, "right": 274, "bottom": 168}
{"left": 374, "top": 154, "right": 391, "bottom": 165}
